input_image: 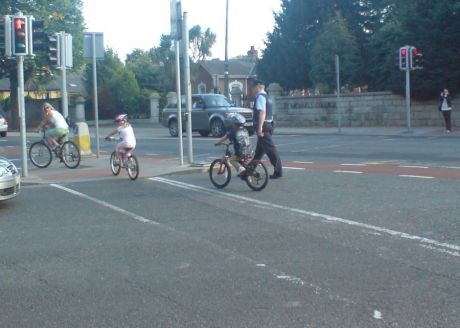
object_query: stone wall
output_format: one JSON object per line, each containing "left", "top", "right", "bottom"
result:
{"left": 273, "top": 91, "right": 458, "bottom": 128}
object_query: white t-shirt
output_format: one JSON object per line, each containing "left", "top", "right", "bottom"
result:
{"left": 117, "top": 124, "right": 136, "bottom": 147}
{"left": 50, "top": 109, "right": 69, "bottom": 129}
{"left": 441, "top": 99, "right": 451, "bottom": 111}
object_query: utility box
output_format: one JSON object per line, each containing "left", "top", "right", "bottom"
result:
{"left": 73, "top": 122, "right": 91, "bottom": 155}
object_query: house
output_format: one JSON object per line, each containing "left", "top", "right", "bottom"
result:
{"left": 194, "top": 46, "right": 259, "bottom": 107}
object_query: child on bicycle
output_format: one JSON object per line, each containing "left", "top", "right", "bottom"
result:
{"left": 36, "top": 102, "right": 69, "bottom": 151}
{"left": 105, "top": 114, "right": 136, "bottom": 163}
{"left": 215, "top": 113, "right": 252, "bottom": 176}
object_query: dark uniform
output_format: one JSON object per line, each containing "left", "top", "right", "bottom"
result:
{"left": 252, "top": 92, "right": 282, "bottom": 178}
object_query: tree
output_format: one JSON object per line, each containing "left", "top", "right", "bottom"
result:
{"left": 0, "top": 0, "right": 85, "bottom": 127}
{"left": 188, "top": 25, "right": 216, "bottom": 62}
{"left": 83, "top": 49, "right": 142, "bottom": 119}
{"left": 310, "top": 12, "right": 363, "bottom": 93}
{"left": 367, "top": 0, "right": 460, "bottom": 99}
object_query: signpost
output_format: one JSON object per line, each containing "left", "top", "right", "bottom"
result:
{"left": 83, "top": 32, "right": 104, "bottom": 157}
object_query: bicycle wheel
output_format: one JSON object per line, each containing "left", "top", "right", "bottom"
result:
{"left": 61, "top": 141, "right": 81, "bottom": 169}
{"left": 209, "top": 159, "right": 231, "bottom": 189}
{"left": 126, "top": 155, "right": 139, "bottom": 180}
{"left": 29, "top": 141, "right": 52, "bottom": 168}
{"left": 245, "top": 161, "right": 268, "bottom": 191}
{"left": 110, "top": 151, "right": 121, "bottom": 175}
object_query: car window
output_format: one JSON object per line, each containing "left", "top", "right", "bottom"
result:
{"left": 203, "top": 95, "right": 232, "bottom": 107}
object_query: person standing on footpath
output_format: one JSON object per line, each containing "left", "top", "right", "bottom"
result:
{"left": 439, "top": 88, "right": 452, "bottom": 133}
{"left": 251, "top": 79, "right": 283, "bottom": 179}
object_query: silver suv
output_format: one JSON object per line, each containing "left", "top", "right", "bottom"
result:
{"left": 161, "top": 94, "right": 254, "bottom": 137}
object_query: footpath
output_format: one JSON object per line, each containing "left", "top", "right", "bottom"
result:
{"left": 6, "top": 123, "right": 457, "bottom": 185}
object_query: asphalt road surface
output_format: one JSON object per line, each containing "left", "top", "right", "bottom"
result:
{"left": 1, "top": 129, "right": 459, "bottom": 327}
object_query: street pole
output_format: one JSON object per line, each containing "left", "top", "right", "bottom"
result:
{"left": 182, "top": 12, "right": 193, "bottom": 164}
{"left": 92, "top": 32, "right": 100, "bottom": 157}
{"left": 175, "top": 39, "right": 184, "bottom": 166}
{"left": 405, "top": 67, "right": 411, "bottom": 131}
{"left": 335, "top": 54, "right": 341, "bottom": 134}
{"left": 224, "top": 0, "right": 229, "bottom": 98}
{"left": 60, "top": 33, "right": 69, "bottom": 121}
{"left": 18, "top": 55, "right": 28, "bottom": 177}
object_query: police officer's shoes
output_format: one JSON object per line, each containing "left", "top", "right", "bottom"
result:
{"left": 269, "top": 173, "right": 282, "bottom": 179}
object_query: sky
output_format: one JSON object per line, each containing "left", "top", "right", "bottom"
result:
{"left": 82, "top": 0, "right": 282, "bottom": 61}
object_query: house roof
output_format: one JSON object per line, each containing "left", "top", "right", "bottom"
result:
{"left": 200, "top": 59, "right": 257, "bottom": 77}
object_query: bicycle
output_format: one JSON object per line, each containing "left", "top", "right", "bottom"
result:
{"left": 209, "top": 142, "right": 268, "bottom": 191}
{"left": 29, "top": 129, "right": 81, "bottom": 169}
{"left": 106, "top": 137, "right": 139, "bottom": 180}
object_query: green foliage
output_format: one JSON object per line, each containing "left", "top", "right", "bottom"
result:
{"left": 83, "top": 49, "right": 142, "bottom": 119}
{"left": 310, "top": 12, "right": 362, "bottom": 93}
{"left": 188, "top": 25, "right": 216, "bottom": 62}
{"left": 1, "top": 0, "right": 85, "bottom": 125}
{"left": 258, "top": 0, "right": 460, "bottom": 99}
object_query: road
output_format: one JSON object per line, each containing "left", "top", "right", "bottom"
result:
{"left": 1, "top": 128, "right": 459, "bottom": 327}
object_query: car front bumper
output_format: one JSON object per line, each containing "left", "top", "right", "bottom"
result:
{"left": 0, "top": 175, "right": 20, "bottom": 200}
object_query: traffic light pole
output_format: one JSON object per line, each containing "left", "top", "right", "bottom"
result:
{"left": 91, "top": 32, "right": 100, "bottom": 157}
{"left": 174, "top": 39, "right": 184, "bottom": 166}
{"left": 17, "top": 55, "right": 28, "bottom": 177}
{"left": 405, "top": 68, "right": 411, "bottom": 131}
{"left": 182, "top": 12, "right": 193, "bottom": 164}
{"left": 59, "top": 32, "right": 69, "bottom": 120}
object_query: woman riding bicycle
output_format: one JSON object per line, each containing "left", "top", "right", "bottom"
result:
{"left": 36, "top": 102, "right": 69, "bottom": 151}
{"left": 105, "top": 114, "right": 137, "bottom": 162}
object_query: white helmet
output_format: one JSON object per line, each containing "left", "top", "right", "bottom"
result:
{"left": 115, "top": 114, "right": 127, "bottom": 122}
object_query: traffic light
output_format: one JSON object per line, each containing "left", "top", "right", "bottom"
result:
{"left": 410, "top": 47, "right": 424, "bottom": 69}
{"left": 12, "top": 15, "right": 29, "bottom": 55}
{"left": 399, "top": 46, "right": 409, "bottom": 70}
{"left": 0, "top": 15, "right": 12, "bottom": 57}
{"left": 48, "top": 33, "right": 60, "bottom": 66}
{"left": 31, "top": 18, "right": 46, "bottom": 55}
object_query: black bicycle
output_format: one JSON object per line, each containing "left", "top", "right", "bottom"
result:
{"left": 29, "top": 130, "right": 81, "bottom": 169}
{"left": 209, "top": 142, "right": 268, "bottom": 191}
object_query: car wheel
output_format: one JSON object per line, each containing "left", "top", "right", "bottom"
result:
{"left": 168, "top": 119, "right": 179, "bottom": 137}
{"left": 210, "top": 119, "right": 225, "bottom": 138}
{"left": 198, "top": 130, "right": 209, "bottom": 137}
{"left": 0, "top": 132, "right": 6, "bottom": 137}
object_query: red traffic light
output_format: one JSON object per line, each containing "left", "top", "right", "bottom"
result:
{"left": 401, "top": 48, "right": 407, "bottom": 56}
{"left": 14, "top": 18, "right": 25, "bottom": 31}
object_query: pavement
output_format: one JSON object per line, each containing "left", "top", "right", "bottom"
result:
{"left": 5, "top": 123, "right": 458, "bottom": 185}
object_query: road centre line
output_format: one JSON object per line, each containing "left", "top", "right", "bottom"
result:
{"left": 284, "top": 167, "right": 305, "bottom": 170}
{"left": 51, "top": 184, "right": 159, "bottom": 225}
{"left": 150, "top": 177, "right": 460, "bottom": 258}
{"left": 399, "top": 175, "right": 434, "bottom": 179}
{"left": 334, "top": 170, "right": 363, "bottom": 174}
{"left": 293, "top": 161, "right": 313, "bottom": 164}
{"left": 398, "top": 165, "right": 429, "bottom": 169}
{"left": 340, "top": 163, "right": 367, "bottom": 166}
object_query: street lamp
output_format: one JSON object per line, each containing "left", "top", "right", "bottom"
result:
{"left": 224, "top": 0, "right": 229, "bottom": 98}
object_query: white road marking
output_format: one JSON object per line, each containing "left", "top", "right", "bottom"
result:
{"left": 284, "top": 166, "right": 305, "bottom": 170}
{"left": 399, "top": 175, "right": 434, "bottom": 179}
{"left": 293, "top": 161, "right": 313, "bottom": 164}
{"left": 51, "top": 184, "right": 159, "bottom": 225}
{"left": 398, "top": 165, "right": 428, "bottom": 169}
{"left": 334, "top": 170, "right": 363, "bottom": 174}
{"left": 341, "top": 163, "right": 366, "bottom": 166}
{"left": 150, "top": 177, "right": 460, "bottom": 258}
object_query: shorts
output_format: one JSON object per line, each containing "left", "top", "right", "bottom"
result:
{"left": 45, "top": 128, "right": 68, "bottom": 139}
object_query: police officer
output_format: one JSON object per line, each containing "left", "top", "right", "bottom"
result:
{"left": 252, "top": 80, "right": 282, "bottom": 179}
